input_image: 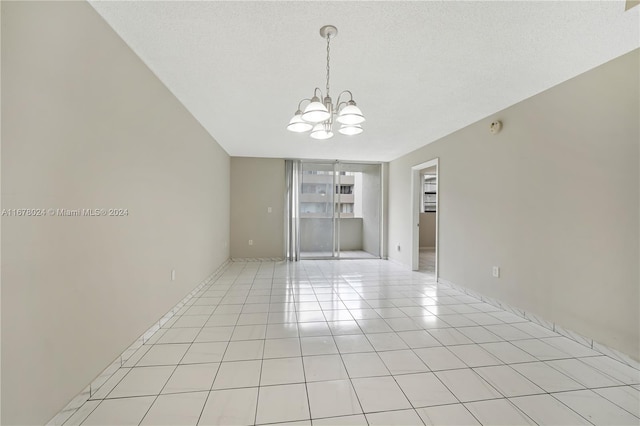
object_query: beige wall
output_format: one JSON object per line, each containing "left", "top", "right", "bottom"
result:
{"left": 1, "top": 2, "right": 230, "bottom": 424}
{"left": 230, "top": 157, "right": 284, "bottom": 258}
{"left": 388, "top": 50, "right": 639, "bottom": 360}
{"left": 419, "top": 213, "right": 436, "bottom": 247}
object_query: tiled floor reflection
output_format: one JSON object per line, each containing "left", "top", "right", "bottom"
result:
{"left": 72, "top": 260, "right": 639, "bottom": 425}
{"left": 419, "top": 248, "right": 435, "bottom": 273}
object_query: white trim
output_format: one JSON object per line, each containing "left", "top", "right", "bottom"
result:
{"left": 411, "top": 158, "right": 439, "bottom": 276}
{"left": 231, "top": 257, "right": 284, "bottom": 262}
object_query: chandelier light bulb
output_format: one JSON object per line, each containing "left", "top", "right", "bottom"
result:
{"left": 310, "top": 123, "right": 334, "bottom": 140}
{"left": 336, "top": 102, "right": 365, "bottom": 125}
{"left": 301, "top": 97, "right": 331, "bottom": 123}
{"left": 287, "top": 111, "right": 313, "bottom": 133}
{"left": 338, "top": 124, "right": 363, "bottom": 136}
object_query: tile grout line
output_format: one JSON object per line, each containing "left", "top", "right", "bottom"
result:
{"left": 86, "top": 266, "right": 229, "bottom": 424}
{"left": 323, "top": 267, "right": 630, "bottom": 425}
{"left": 438, "top": 277, "right": 640, "bottom": 370}
{"left": 53, "top": 260, "right": 232, "bottom": 426}
{"left": 338, "top": 267, "right": 480, "bottom": 426}
{"left": 315, "top": 264, "right": 371, "bottom": 424}
{"left": 55, "top": 260, "right": 640, "bottom": 425}
{"left": 253, "top": 262, "right": 272, "bottom": 426}
{"left": 196, "top": 260, "right": 260, "bottom": 425}
{"left": 139, "top": 265, "right": 243, "bottom": 426}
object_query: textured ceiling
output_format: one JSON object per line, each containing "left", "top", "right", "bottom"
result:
{"left": 89, "top": 1, "right": 639, "bottom": 162}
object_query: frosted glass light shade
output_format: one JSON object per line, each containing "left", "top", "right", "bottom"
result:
{"left": 336, "top": 104, "right": 365, "bottom": 125}
{"left": 310, "top": 123, "right": 334, "bottom": 140}
{"left": 338, "top": 124, "right": 363, "bottom": 135}
{"left": 302, "top": 101, "right": 331, "bottom": 123}
{"left": 287, "top": 113, "right": 313, "bottom": 132}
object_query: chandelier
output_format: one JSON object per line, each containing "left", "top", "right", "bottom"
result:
{"left": 287, "top": 25, "right": 365, "bottom": 140}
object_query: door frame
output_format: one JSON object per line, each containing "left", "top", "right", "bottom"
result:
{"left": 411, "top": 158, "right": 439, "bottom": 276}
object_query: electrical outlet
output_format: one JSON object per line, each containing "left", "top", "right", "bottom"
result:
{"left": 171, "top": 269, "right": 176, "bottom": 281}
{"left": 492, "top": 266, "right": 500, "bottom": 278}
{"left": 267, "top": 207, "right": 272, "bottom": 213}
{"left": 249, "top": 240, "right": 253, "bottom": 246}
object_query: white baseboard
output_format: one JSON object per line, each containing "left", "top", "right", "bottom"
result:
{"left": 231, "top": 257, "right": 284, "bottom": 262}
{"left": 385, "top": 256, "right": 409, "bottom": 269}
{"left": 47, "top": 258, "right": 232, "bottom": 425}
{"left": 437, "top": 277, "right": 640, "bottom": 370}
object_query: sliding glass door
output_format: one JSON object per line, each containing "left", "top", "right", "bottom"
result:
{"left": 299, "top": 162, "right": 337, "bottom": 258}
{"left": 296, "top": 161, "right": 382, "bottom": 260}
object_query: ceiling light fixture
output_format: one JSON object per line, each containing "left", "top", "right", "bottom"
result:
{"left": 287, "top": 25, "right": 365, "bottom": 140}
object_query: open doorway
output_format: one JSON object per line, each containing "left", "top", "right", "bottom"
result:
{"left": 419, "top": 167, "right": 437, "bottom": 272}
{"left": 411, "top": 159, "right": 438, "bottom": 275}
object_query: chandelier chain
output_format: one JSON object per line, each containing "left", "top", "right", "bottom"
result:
{"left": 326, "top": 35, "right": 331, "bottom": 98}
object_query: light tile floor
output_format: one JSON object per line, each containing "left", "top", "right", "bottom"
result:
{"left": 419, "top": 248, "right": 436, "bottom": 273}
{"left": 300, "top": 251, "right": 379, "bottom": 260}
{"left": 69, "top": 260, "right": 639, "bottom": 425}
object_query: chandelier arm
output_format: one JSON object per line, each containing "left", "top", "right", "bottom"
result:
{"left": 338, "top": 90, "right": 354, "bottom": 100}
{"left": 335, "top": 90, "right": 355, "bottom": 109}
{"left": 336, "top": 101, "right": 349, "bottom": 111}
{"left": 297, "top": 98, "right": 312, "bottom": 111}
{"left": 313, "top": 87, "right": 324, "bottom": 99}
